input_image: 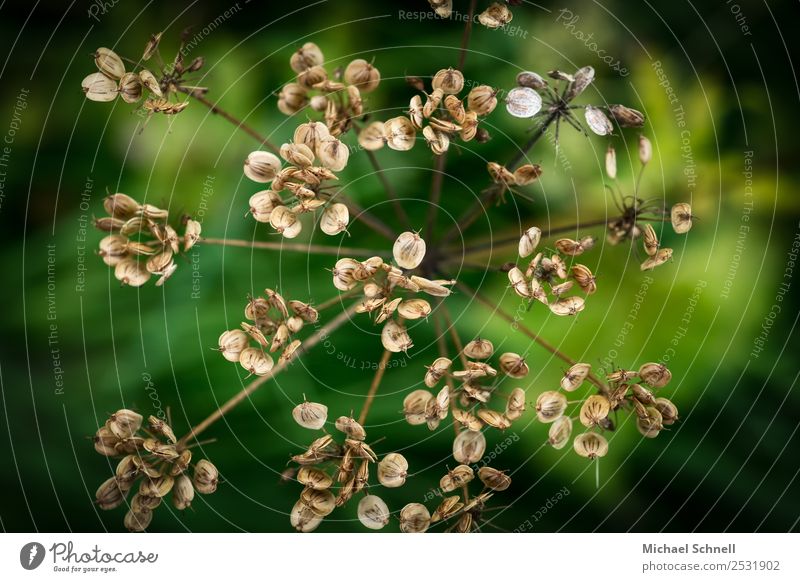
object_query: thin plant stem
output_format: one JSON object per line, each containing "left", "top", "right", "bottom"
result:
{"left": 199, "top": 237, "right": 381, "bottom": 257}
{"left": 178, "top": 302, "right": 359, "bottom": 446}
{"left": 314, "top": 287, "right": 361, "bottom": 311}
{"left": 365, "top": 149, "right": 412, "bottom": 231}
{"left": 441, "top": 305, "right": 468, "bottom": 367}
{"left": 425, "top": 153, "right": 447, "bottom": 242}
{"left": 358, "top": 348, "right": 393, "bottom": 425}
{"left": 333, "top": 193, "right": 397, "bottom": 241}
{"left": 455, "top": 281, "right": 608, "bottom": 393}
{"left": 457, "top": 0, "right": 478, "bottom": 71}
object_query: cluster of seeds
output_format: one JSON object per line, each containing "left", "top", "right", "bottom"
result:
{"left": 278, "top": 42, "right": 377, "bottom": 136}
{"left": 288, "top": 403, "right": 407, "bottom": 532}
{"left": 244, "top": 122, "right": 352, "bottom": 238}
{"left": 217, "top": 290, "right": 319, "bottom": 376}
{"left": 360, "top": 67, "right": 497, "bottom": 154}
{"left": 486, "top": 160, "right": 543, "bottom": 203}
{"left": 334, "top": 231, "right": 455, "bottom": 352}
{"left": 506, "top": 226, "right": 596, "bottom": 315}
{"left": 428, "top": 1, "right": 514, "bottom": 30}
{"left": 95, "top": 193, "right": 201, "bottom": 287}
{"left": 505, "top": 66, "right": 644, "bottom": 146}
{"left": 81, "top": 34, "right": 200, "bottom": 117}
{"left": 93, "top": 409, "right": 218, "bottom": 531}
{"left": 604, "top": 138, "right": 693, "bottom": 270}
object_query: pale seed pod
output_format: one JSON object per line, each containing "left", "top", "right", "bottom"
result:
{"left": 466, "top": 85, "right": 498, "bottom": 116}
{"left": 638, "top": 362, "right": 672, "bottom": 388}
{"left": 551, "top": 281, "right": 574, "bottom": 296}
{"left": 357, "top": 121, "right": 386, "bottom": 151}
{"left": 506, "top": 86, "right": 542, "bottom": 118}
{"left": 297, "top": 467, "right": 333, "bottom": 490}
{"left": 571, "top": 264, "right": 597, "bottom": 295}
{"left": 292, "top": 401, "right": 328, "bottom": 430}
{"left": 478, "top": 2, "right": 513, "bottom": 28}
{"left": 269, "top": 206, "right": 302, "bottom": 239}
{"left": 82, "top": 72, "right": 118, "bottom": 102}
{"left": 377, "top": 453, "right": 408, "bottom": 488}
{"left": 478, "top": 467, "right": 511, "bottom": 491}
{"left": 193, "top": 459, "right": 219, "bottom": 494}
{"left": 463, "top": 338, "right": 493, "bottom": 360}
{"left": 608, "top": 104, "right": 645, "bottom": 128}
{"left": 96, "top": 477, "right": 126, "bottom": 510}
{"left": 423, "top": 88, "right": 443, "bottom": 118}
{"left": 279, "top": 339, "right": 302, "bottom": 364}
{"left": 607, "top": 368, "right": 636, "bottom": 383}
{"left": 671, "top": 203, "right": 693, "bottom": 234}
{"left": 585, "top": 106, "right": 614, "bottom": 136}
{"left": 319, "top": 202, "right": 349, "bottom": 236}
{"left": 404, "top": 389, "right": 433, "bottom": 425}
{"left": 316, "top": 136, "right": 349, "bottom": 171}
{"left": 606, "top": 145, "right": 617, "bottom": 179}
{"left": 94, "top": 426, "right": 120, "bottom": 456}
{"left": 381, "top": 319, "right": 413, "bottom": 353}
{"left": 297, "top": 64, "right": 327, "bottom": 90}
{"left": 290, "top": 42, "right": 324, "bottom": 73}
{"left": 393, "top": 231, "right": 426, "bottom": 270}
{"left": 640, "top": 248, "right": 673, "bottom": 271}
{"left": 519, "top": 226, "right": 542, "bottom": 258}
{"left": 561, "top": 363, "right": 592, "bottom": 392}
{"left": 507, "top": 266, "right": 531, "bottom": 298}
{"left": 384, "top": 116, "right": 416, "bottom": 151}
{"left": 277, "top": 82, "right": 308, "bottom": 114}
{"left": 139, "top": 474, "right": 174, "bottom": 499}
{"left": 286, "top": 315, "right": 304, "bottom": 334}
{"left": 639, "top": 135, "right": 652, "bottom": 165}
{"left": 183, "top": 218, "right": 202, "bottom": 251}
{"left": 432, "top": 496, "right": 464, "bottom": 522}
{"left": 118, "top": 72, "right": 142, "bottom": 103}
{"left": 238, "top": 347, "right": 274, "bottom": 376}
{"left": 375, "top": 297, "right": 402, "bottom": 325}
{"left": 397, "top": 298, "right": 431, "bottom": 320}
{"left": 505, "top": 387, "right": 527, "bottom": 421}
{"left": 499, "top": 353, "right": 529, "bottom": 379}
{"left": 444, "top": 94, "right": 466, "bottom": 124}
{"left": 452, "top": 429, "right": 486, "bottom": 464}
{"left": 411, "top": 275, "right": 453, "bottom": 297}
{"left": 130, "top": 493, "right": 161, "bottom": 512}
{"left": 94, "top": 47, "right": 125, "bottom": 79}
{"left": 357, "top": 495, "right": 390, "bottom": 530}
{"left": 432, "top": 68, "right": 464, "bottom": 95}
{"left": 636, "top": 406, "right": 663, "bottom": 438}
{"left": 565, "top": 66, "right": 595, "bottom": 101}
{"left": 453, "top": 409, "right": 483, "bottom": 431}
{"left": 424, "top": 357, "right": 452, "bottom": 388}
{"left": 549, "top": 296, "right": 586, "bottom": 316}
{"left": 145, "top": 248, "right": 173, "bottom": 274}
{"left": 142, "top": 32, "right": 162, "bottom": 61}
{"left": 654, "top": 397, "right": 679, "bottom": 425}
{"left": 579, "top": 395, "right": 611, "bottom": 428}
{"left": 138, "top": 69, "right": 162, "bottom": 97}
{"left": 487, "top": 161, "right": 514, "bottom": 185}
{"left": 555, "top": 238, "right": 587, "bottom": 256}
{"left": 460, "top": 110, "right": 479, "bottom": 141}
{"left": 631, "top": 383, "right": 656, "bottom": 406}
{"left": 477, "top": 409, "right": 511, "bottom": 430}
{"left": 513, "top": 164, "right": 543, "bottom": 185}
{"left": 300, "top": 488, "right": 336, "bottom": 517}
{"left": 536, "top": 391, "right": 568, "bottom": 423}
{"left": 270, "top": 324, "right": 290, "bottom": 353}
{"left": 172, "top": 474, "right": 195, "bottom": 510}
{"left": 279, "top": 143, "right": 315, "bottom": 168}
{"left": 289, "top": 300, "right": 319, "bottom": 323}
{"left": 573, "top": 432, "right": 609, "bottom": 458}
{"left": 103, "top": 193, "right": 140, "bottom": 220}
{"left": 147, "top": 416, "right": 176, "bottom": 444}
{"left": 345, "top": 439, "right": 378, "bottom": 463}
{"left": 344, "top": 59, "right": 380, "bottom": 92}
{"left": 642, "top": 223, "right": 659, "bottom": 257}
{"left": 124, "top": 508, "right": 152, "bottom": 532}
{"left": 291, "top": 499, "right": 323, "bottom": 533}
{"left": 107, "top": 409, "right": 143, "bottom": 439}
{"left": 332, "top": 257, "right": 360, "bottom": 291}
{"left": 142, "top": 438, "right": 179, "bottom": 461}
{"left": 516, "top": 70, "right": 547, "bottom": 90}
{"left": 170, "top": 450, "right": 192, "bottom": 476}
{"left": 95, "top": 216, "right": 126, "bottom": 233}
{"left": 244, "top": 151, "right": 282, "bottom": 183}
{"left": 440, "top": 465, "right": 474, "bottom": 493}
{"left": 335, "top": 415, "right": 367, "bottom": 441}
{"left": 407, "top": 95, "right": 425, "bottom": 129}
{"left": 548, "top": 416, "right": 573, "bottom": 449}
{"left": 400, "top": 503, "right": 431, "bottom": 533}
{"left": 548, "top": 69, "right": 574, "bottom": 82}
{"left": 422, "top": 125, "right": 450, "bottom": 155}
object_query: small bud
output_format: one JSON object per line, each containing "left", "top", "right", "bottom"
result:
{"left": 606, "top": 145, "right": 617, "bottom": 179}
{"left": 638, "top": 135, "right": 652, "bottom": 165}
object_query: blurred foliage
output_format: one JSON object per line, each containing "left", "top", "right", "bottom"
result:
{"left": 0, "top": 1, "right": 798, "bottom": 532}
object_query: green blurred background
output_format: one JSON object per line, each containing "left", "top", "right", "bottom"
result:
{"left": 1, "top": 0, "right": 798, "bottom": 532}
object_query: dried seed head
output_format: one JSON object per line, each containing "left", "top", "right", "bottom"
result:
{"left": 290, "top": 499, "right": 323, "bottom": 532}
{"left": 638, "top": 135, "right": 652, "bottom": 165}
{"left": 585, "top": 106, "right": 614, "bottom": 136}
{"left": 573, "top": 432, "right": 609, "bottom": 458}
{"left": 498, "top": 352, "right": 529, "bottom": 379}
{"left": 278, "top": 82, "right": 308, "bottom": 114}
{"left": 608, "top": 104, "right": 645, "bottom": 127}
{"left": 432, "top": 68, "right": 464, "bottom": 95}
{"left": 606, "top": 145, "right": 617, "bottom": 179}
{"left": 316, "top": 136, "right": 349, "bottom": 171}
{"left": 640, "top": 248, "right": 672, "bottom": 271}
{"left": 270, "top": 206, "right": 302, "bottom": 239}
{"left": 292, "top": 401, "right": 328, "bottom": 430}
{"left": 94, "top": 47, "right": 125, "bottom": 80}
{"left": 464, "top": 338, "right": 493, "bottom": 360}
{"left": 636, "top": 406, "right": 663, "bottom": 438}
{"left": 548, "top": 416, "right": 573, "bottom": 449}
{"left": 377, "top": 453, "right": 408, "bottom": 488}
{"left": 400, "top": 503, "right": 431, "bottom": 533}
{"left": 335, "top": 415, "right": 367, "bottom": 440}
{"left": 565, "top": 66, "right": 595, "bottom": 101}
{"left": 516, "top": 70, "right": 547, "bottom": 90}
{"left": 440, "top": 464, "right": 474, "bottom": 492}
{"left": 424, "top": 357, "right": 452, "bottom": 388}
{"left": 477, "top": 409, "right": 512, "bottom": 430}
{"left": 82, "top": 72, "right": 118, "bottom": 102}
{"left": 452, "top": 429, "right": 486, "bottom": 464}
{"left": 319, "top": 202, "right": 349, "bottom": 236}
{"left": 96, "top": 477, "right": 126, "bottom": 510}
{"left": 172, "top": 474, "right": 195, "bottom": 510}
{"left": 290, "top": 42, "right": 324, "bottom": 73}
{"left": 108, "top": 409, "right": 143, "bottom": 439}
{"left": 642, "top": 223, "right": 659, "bottom": 257}
{"left": 505, "top": 387, "right": 527, "bottom": 421}
{"left": 381, "top": 319, "right": 413, "bottom": 353}
{"left": 244, "top": 151, "right": 282, "bottom": 183}
{"left": 518, "top": 226, "right": 542, "bottom": 258}
{"left": 404, "top": 389, "right": 433, "bottom": 425}
{"left": 536, "top": 391, "right": 568, "bottom": 423}
{"left": 561, "top": 363, "right": 592, "bottom": 392}
{"left": 638, "top": 362, "right": 672, "bottom": 388}
{"left": 671, "top": 202, "right": 693, "bottom": 234}
{"left": 238, "top": 347, "right": 274, "bottom": 376}
{"left": 579, "top": 395, "right": 611, "bottom": 428}
{"left": 357, "top": 495, "right": 390, "bottom": 530}
{"left": 453, "top": 408, "right": 483, "bottom": 431}
{"left": 505, "top": 87, "right": 542, "bottom": 118}
{"left": 357, "top": 121, "right": 386, "bottom": 151}
{"left": 513, "top": 164, "right": 542, "bottom": 185}
{"left": 384, "top": 116, "right": 416, "bottom": 151}
{"left": 124, "top": 508, "right": 152, "bottom": 532}
{"left": 422, "top": 125, "right": 450, "bottom": 155}
{"left": 393, "top": 231, "right": 426, "bottom": 270}
{"left": 192, "top": 459, "right": 219, "bottom": 494}
{"left": 478, "top": 467, "right": 512, "bottom": 491}
{"left": 344, "top": 59, "right": 380, "bottom": 92}
{"left": 654, "top": 397, "right": 679, "bottom": 425}
{"left": 397, "top": 298, "right": 431, "bottom": 320}
{"left": 549, "top": 296, "right": 586, "bottom": 316}
{"left": 478, "top": 2, "right": 513, "bottom": 28}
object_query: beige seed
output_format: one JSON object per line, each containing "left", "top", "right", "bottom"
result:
{"left": 573, "top": 432, "right": 609, "bottom": 458}
{"left": 478, "top": 467, "right": 511, "bottom": 491}
{"left": 244, "top": 151, "right": 282, "bottom": 183}
{"left": 640, "top": 248, "right": 673, "bottom": 271}
{"left": 506, "top": 86, "right": 541, "bottom": 118}
{"left": 561, "top": 363, "right": 592, "bottom": 392}
{"left": 609, "top": 104, "right": 645, "bottom": 127}
{"left": 378, "top": 452, "right": 408, "bottom": 488}
{"left": 193, "top": 459, "right": 219, "bottom": 494}
{"left": 399, "top": 503, "right": 431, "bottom": 533}
{"left": 536, "top": 391, "right": 568, "bottom": 423}
{"left": 358, "top": 495, "right": 390, "bottom": 530}
{"left": 519, "top": 226, "right": 542, "bottom": 258}
{"left": 639, "top": 135, "right": 652, "bottom": 165}
{"left": 238, "top": 347, "right": 274, "bottom": 376}
{"left": 344, "top": 59, "right": 380, "bottom": 92}
{"left": 636, "top": 406, "right": 664, "bottom": 438}
{"left": 453, "top": 429, "right": 486, "bottom": 464}
{"left": 516, "top": 70, "right": 547, "bottom": 90}
{"left": 277, "top": 82, "right": 308, "bottom": 114}
{"left": 579, "top": 395, "right": 611, "bottom": 428}
{"left": 316, "top": 136, "right": 349, "bottom": 171}
{"left": 357, "top": 121, "right": 386, "bottom": 151}
{"left": 290, "top": 499, "right": 323, "bottom": 532}
{"left": 393, "top": 231, "right": 426, "bottom": 270}
{"left": 124, "top": 509, "right": 152, "bottom": 532}
{"left": 584, "top": 106, "right": 613, "bottom": 136}
{"left": 404, "top": 389, "right": 433, "bottom": 425}
{"left": 138, "top": 69, "right": 162, "bottom": 97}
{"left": 397, "top": 298, "right": 431, "bottom": 320}
{"left": 513, "top": 164, "right": 543, "bottom": 186}
{"left": 424, "top": 357, "right": 452, "bottom": 388}
{"left": 440, "top": 464, "right": 474, "bottom": 492}
{"left": 300, "top": 488, "right": 336, "bottom": 517}
{"left": 548, "top": 416, "right": 573, "bottom": 449}
{"left": 297, "top": 467, "right": 333, "bottom": 490}
{"left": 384, "top": 116, "right": 416, "bottom": 151}
{"left": 172, "top": 474, "right": 195, "bottom": 510}
{"left": 422, "top": 125, "right": 450, "bottom": 155}
{"left": 571, "top": 264, "right": 597, "bottom": 295}
{"left": 269, "top": 206, "right": 302, "bottom": 239}
{"left": 453, "top": 408, "right": 483, "bottom": 431}
{"left": 642, "top": 223, "right": 659, "bottom": 257}
{"left": 94, "top": 47, "right": 125, "bottom": 79}
{"left": 381, "top": 319, "right": 413, "bottom": 353}
{"left": 505, "top": 387, "right": 527, "bottom": 420}
{"left": 478, "top": 2, "right": 513, "bottom": 28}
{"left": 477, "top": 409, "right": 512, "bottom": 430}
{"left": 467, "top": 85, "right": 498, "bottom": 116}
{"left": 290, "top": 42, "right": 324, "bottom": 73}
{"left": 654, "top": 397, "right": 679, "bottom": 425}
{"left": 292, "top": 401, "right": 328, "bottom": 430}
{"left": 671, "top": 203, "right": 693, "bottom": 234}
{"left": 498, "top": 353, "right": 529, "bottom": 379}
{"left": 82, "top": 72, "right": 118, "bottom": 102}
{"left": 432, "top": 68, "right": 464, "bottom": 95}
{"left": 638, "top": 362, "right": 672, "bottom": 388}
{"left": 319, "top": 202, "right": 349, "bottom": 236}
{"left": 549, "top": 296, "right": 586, "bottom": 316}
{"left": 606, "top": 145, "right": 617, "bottom": 179}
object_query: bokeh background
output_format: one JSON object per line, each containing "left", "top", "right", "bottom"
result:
{"left": 1, "top": 0, "right": 798, "bottom": 533}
